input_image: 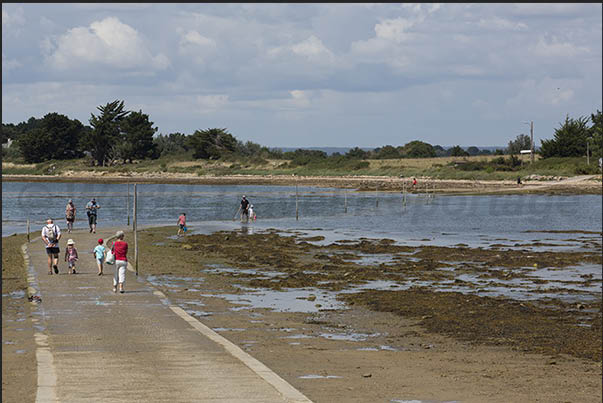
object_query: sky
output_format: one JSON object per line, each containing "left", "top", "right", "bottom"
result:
{"left": 2, "top": 3, "right": 602, "bottom": 149}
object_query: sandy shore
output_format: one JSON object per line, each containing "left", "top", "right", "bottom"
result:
{"left": 3, "top": 172, "right": 602, "bottom": 195}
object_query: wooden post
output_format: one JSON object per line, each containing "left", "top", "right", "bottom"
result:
{"left": 27, "top": 218, "right": 30, "bottom": 242}
{"left": 127, "top": 183, "right": 130, "bottom": 226}
{"left": 344, "top": 189, "right": 348, "bottom": 213}
{"left": 375, "top": 184, "right": 378, "bottom": 208}
{"left": 402, "top": 182, "right": 406, "bottom": 207}
{"left": 295, "top": 182, "right": 299, "bottom": 221}
{"left": 134, "top": 183, "right": 138, "bottom": 276}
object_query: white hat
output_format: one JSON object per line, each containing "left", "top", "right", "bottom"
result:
{"left": 67, "top": 239, "right": 74, "bottom": 245}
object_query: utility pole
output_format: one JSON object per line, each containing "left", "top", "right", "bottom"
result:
{"left": 530, "top": 121, "right": 534, "bottom": 164}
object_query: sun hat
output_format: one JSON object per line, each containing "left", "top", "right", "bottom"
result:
{"left": 67, "top": 239, "right": 74, "bottom": 245}
{"left": 115, "top": 230, "right": 125, "bottom": 238}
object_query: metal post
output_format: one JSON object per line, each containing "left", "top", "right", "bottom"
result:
{"left": 134, "top": 183, "right": 138, "bottom": 276}
{"left": 530, "top": 121, "right": 534, "bottom": 164}
{"left": 295, "top": 182, "right": 299, "bottom": 221}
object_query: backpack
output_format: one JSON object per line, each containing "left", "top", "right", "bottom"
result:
{"left": 46, "top": 225, "right": 58, "bottom": 243}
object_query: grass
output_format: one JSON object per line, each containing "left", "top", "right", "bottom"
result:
{"left": 2, "top": 234, "right": 29, "bottom": 294}
{"left": 3, "top": 154, "right": 601, "bottom": 181}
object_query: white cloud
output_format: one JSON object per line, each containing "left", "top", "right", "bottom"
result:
{"left": 2, "top": 7, "right": 25, "bottom": 27}
{"left": 532, "top": 36, "right": 590, "bottom": 59}
{"left": 196, "top": 94, "right": 229, "bottom": 113}
{"left": 2, "top": 52, "right": 21, "bottom": 71}
{"left": 178, "top": 30, "right": 217, "bottom": 65}
{"left": 46, "top": 17, "right": 170, "bottom": 71}
{"left": 268, "top": 35, "right": 335, "bottom": 66}
{"left": 477, "top": 17, "right": 527, "bottom": 31}
{"left": 374, "top": 17, "right": 419, "bottom": 43}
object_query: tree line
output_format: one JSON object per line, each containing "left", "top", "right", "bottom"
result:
{"left": 2, "top": 99, "right": 601, "bottom": 165}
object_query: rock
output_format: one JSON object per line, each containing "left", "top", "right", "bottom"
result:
{"left": 182, "top": 244, "right": 193, "bottom": 250}
{"left": 577, "top": 303, "right": 585, "bottom": 310}
{"left": 307, "top": 295, "right": 316, "bottom": 301}
{"left": 362, "top": 373, "right": 372, "bottom": 378}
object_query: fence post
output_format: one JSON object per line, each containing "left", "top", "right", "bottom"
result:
{"left": 134, "top": 183, "right": 138, "bottom": 276}
{"left": 296, "top": 182, "right": 299, "bottom": 221}
{"left": 344, "top": 189, "right": 348, "bottom": 213}
{"left": 127, "top": 182, "right": 130, "bottom": 227}
{"left": 27, "top": 218, "right": 30, "bottom": 242}
{"left": 375, "top": 184, "right": 379, "bottom": 208}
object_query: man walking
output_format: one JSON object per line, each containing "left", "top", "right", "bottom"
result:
{"left": 86, "top": 197, "right": 101, "bottom": 233}
{"left": 42, "top": 218, "right": 62, "bottom": 275}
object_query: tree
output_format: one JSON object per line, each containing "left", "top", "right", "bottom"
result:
{"left": 466, "top": 146, "right": 480, "bottom": 156}
{"left": 120, "top": 110, "right": 158, "bottom": 162}
{"left": 373, "top": 145, "right": 401, "bottom": 159}
{"left": 507, "top": 134, "right": 531, "bottom": 155}
{"left": 187, "top": 128, "right": 237, "bottom": 159}
{"left": 154, "top": 132, "right": 190, "bottom": 157}
{"left": 449, "top": 145, "right": 469, "bottom": 157}
{"left": 85, "top": 100, "right": 130, "bottom": 166}
{"left": 540, "top": 115, "right": 590, "bottom": 158}
{"left": 433, "top": 145, "right": 447, "bottom": 157}
{"left": 588, "top": 110, "right": 602, "bottom": 159}
{"left": 402, "top": 140, "right": 436, "bottom": 158}
{"left": 345, "top": 147, "right": 369, "bottom": 159}
{"left": 16, "top": 113, "right": 85, "bottom": 162}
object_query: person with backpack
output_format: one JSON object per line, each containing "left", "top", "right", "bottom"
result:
{"left": 108, "top": 230, "right": 128, "bottom": 294}
{"left": 85, "top": 198, "right": 101, "bottom": 233}
{"left": 41, "top": 218, "right": 62, "bottom": 275}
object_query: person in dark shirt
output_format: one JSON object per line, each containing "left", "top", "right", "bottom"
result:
{"left": 240, "top": 195, "right": 250, "bottom": 222}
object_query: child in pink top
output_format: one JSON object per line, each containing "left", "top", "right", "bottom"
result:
{"left": 64, "top": 239, "right": 79, "bottom": 274}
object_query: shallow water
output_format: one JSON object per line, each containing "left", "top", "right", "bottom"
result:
{"left": 3, "top": 181, "right": 601, "bottom": 252}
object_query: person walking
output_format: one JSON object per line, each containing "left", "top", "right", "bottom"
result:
{"left": 41, "top": 218, "right": 62, "bottom": 275}
{"left": 93, "top": 238, "right": 107, "bottom": 276}
{"left": 65, "top": 199, "right": 76, "bottom": 233}
{"left": 109, "top": 231, "right": 128, "bottom": 293}
{"left": 177, "top": 212, "right": 187, "bottom": 236}
{"left": 85, "top": 198, "right": 101, "bottom": 233}
{"left": 64, "top": 239, "right": 79, "bottom": 274}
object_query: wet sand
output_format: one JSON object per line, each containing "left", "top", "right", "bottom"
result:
{"left": 3, "top": 172, "right": 602, "bottom": 195}
{"left": 3, "top": 224, "right": 601, "bottom": 402}
{"left": 134, "top": 226, "right": 601, "bottom": 402}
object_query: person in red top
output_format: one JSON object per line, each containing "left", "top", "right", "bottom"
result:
{"left": 109, "top": 230, "right": 128, "bottom": 293}
{"left": 177, "top": 212, "right": 186, "bottom": 236}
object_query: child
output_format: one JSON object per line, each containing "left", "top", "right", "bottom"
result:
{"left": 93, "top": 238, "right": 106, "bottom": 276}
{"left": 177, "top": 212, "right": 186, "bottom": 236}
{"left": 64, "top": 239, "right": 79, "bottom": 274}
{"left": 249, "top": 204, "right": 256, "bottom": 221}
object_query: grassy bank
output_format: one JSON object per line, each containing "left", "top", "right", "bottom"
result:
{"left": 3, "top": 154, "right": 601, "bottom": 181}
{"left": 2, "top": 233, "right": 29, "bottom": 294}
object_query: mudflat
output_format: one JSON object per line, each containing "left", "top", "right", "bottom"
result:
{"left": 2, "top": 172, "right": 602, "bottom": 195}
{"left": 3, "top": 223, "right": 601, "bottom": 402}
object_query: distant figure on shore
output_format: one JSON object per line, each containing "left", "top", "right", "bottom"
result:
{"left": 64, "top": 239, "right": 78, "bottom": 274}
{"left": 109, "top": 231, "right": 128, "bottom": 294}
{"left": 177, "top": 212, "right": 187, "bottom": 236}
{"left": 240, "top": 195, "right": 250, "bottom": 222}
{"left": 85, "top": 198, "right": 101, "bottom": 233}
{"left": 517, "top": 176, "right": 522, "bottom": 186}
{"left": 93, "top": 238, "right": 107, "bottom": 276}
{"left": 65, "top": 199, "right": 76, "bottom": 233}
{"left": 41, "top": 218, "right": 62, "bottom": 275}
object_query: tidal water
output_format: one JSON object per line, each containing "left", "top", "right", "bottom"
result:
{"left": 2, "top": 181, "right": 601, "bottom": 250}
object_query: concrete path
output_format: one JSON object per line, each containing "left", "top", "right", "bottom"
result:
{"left": 25, "top": 227, "right": 312, "bottom": 403}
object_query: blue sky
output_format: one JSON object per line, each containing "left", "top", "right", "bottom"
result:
{"left": 2, "top": 3, "right": 601, "bottom": 148}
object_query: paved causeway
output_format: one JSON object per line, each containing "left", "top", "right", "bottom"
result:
{"left": 25, "top": 227, "right": 312, "bottom": 403}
